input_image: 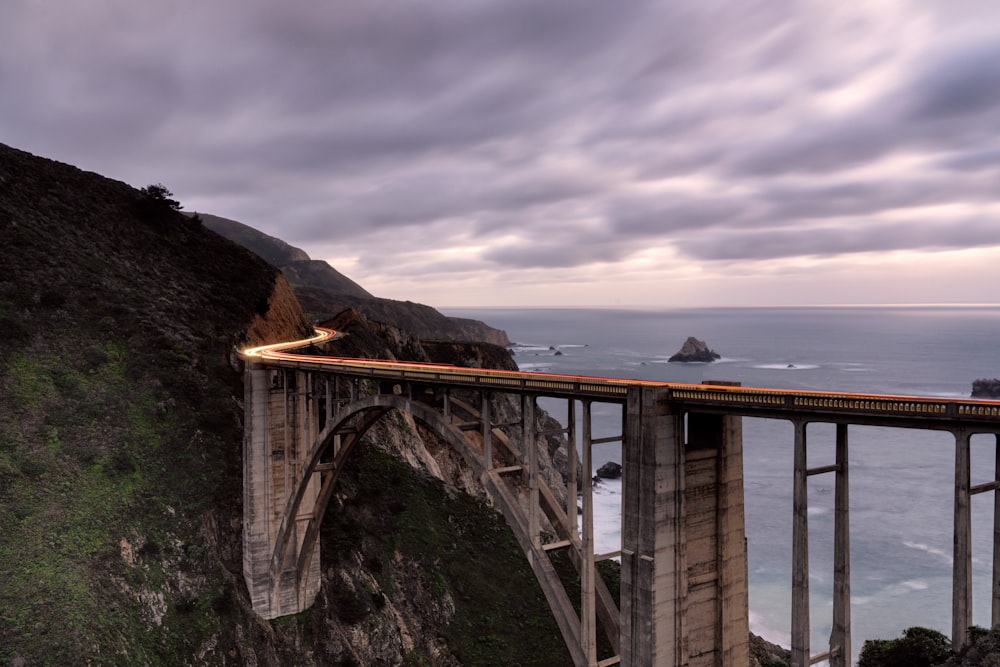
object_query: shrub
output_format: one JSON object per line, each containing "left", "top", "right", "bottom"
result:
{"left": 859, "top": 626, "right": 953, "bottom": 667}
{"left": 139, "top": 183, "right": 181, "bottom": 211}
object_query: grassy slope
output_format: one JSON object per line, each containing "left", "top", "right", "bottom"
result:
{"left": 0, "top": 144, "right": 576, "bottom": 665}
{"left": 317, "top": 445, "right": 573, "bottom": 666}
{"left": 0, "top": 143, "right": 311, "bottom": 664}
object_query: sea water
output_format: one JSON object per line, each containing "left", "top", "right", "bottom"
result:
{"left": 445, "top": 305, "right": 1000, "bottom": 661}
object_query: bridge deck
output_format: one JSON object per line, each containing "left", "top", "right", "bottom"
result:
{"left": 244, "top": 327, "right": 1000, "bottom": 431}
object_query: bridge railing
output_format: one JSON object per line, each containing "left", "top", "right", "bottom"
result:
{"left": 244, "top": 327, "right": 1000, "bottom": 426}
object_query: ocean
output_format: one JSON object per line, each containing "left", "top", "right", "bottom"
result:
{"left": 444, "top": 305, "right": 1000, "bottom": 661}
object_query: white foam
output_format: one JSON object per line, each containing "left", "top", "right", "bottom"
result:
{"left": 853, "top": 578, "right": 931, "bottom": 606}
{"left": 517, "top": 363, "right": 552, "bottom": 372}
{"left": 903, "top": 540, "right": 953, "bottom": 566}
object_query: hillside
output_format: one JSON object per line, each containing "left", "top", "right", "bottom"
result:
{"left": 198, "top": 213, "right": 510, "bottom": 346}
{"left": 0, "top": 143, "right": 567, "bottom": 665}
{"left": 196, "top": 213, "right": 373, "bottom": 299}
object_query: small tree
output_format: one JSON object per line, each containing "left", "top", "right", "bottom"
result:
{"left": 859, "top": 627, "right": 953, "bottom": 667}
{"left": 140, "top": 183, "right": 182, "bottom": 211}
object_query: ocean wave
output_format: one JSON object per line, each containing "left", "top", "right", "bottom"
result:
{"left": 517, "top": 363, "right": 552, "bottom": 372}
{"left": 752, "top": 363, "right": 821, "bottom": 370}
{"left": 853, "top": 578, "right": 931, "bottom": 606}
{"left": 902, "top": 540, "right": 952, "bottom": 566}
{"left": 510, "top": 345, "right": 553, "bottom": 352}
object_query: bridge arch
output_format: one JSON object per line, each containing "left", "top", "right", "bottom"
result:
{"left": 244, "top": 357, "right": 759, "bottom": 666}
{"left": 268, "top": 392, "right": 492, "bottom": 595}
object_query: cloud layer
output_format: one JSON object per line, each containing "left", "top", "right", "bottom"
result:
{"left": 4, "top": 0, "right": 999, "bottom": 306}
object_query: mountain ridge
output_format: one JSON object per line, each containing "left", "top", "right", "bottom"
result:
{"left": 196, "top": 212, "right": 510, "bottom": 346}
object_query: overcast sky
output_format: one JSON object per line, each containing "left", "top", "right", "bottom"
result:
{"left": 4, "top": 1, "right": 1000, "bottom": 308}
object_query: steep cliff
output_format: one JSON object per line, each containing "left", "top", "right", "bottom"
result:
{"left": 0, "top": 144, "right": 568, "bottom": 665}
{"left": 0, "top": 142, "right": 312, "bottom": 664}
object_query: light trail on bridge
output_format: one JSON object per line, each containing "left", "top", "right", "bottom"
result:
{"left": 244, "top": 327, "right": 1000, "bottom": 428}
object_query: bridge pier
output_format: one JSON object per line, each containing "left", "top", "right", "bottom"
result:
{"left": 621, "top": 386, "right": 749, "bottom": 666}
{"left": 243, "top": 365, "right": 322, "bottom": 619}
{"left": 993, "top": 434, "right": 1000, "bottom": 631}
{"left": 954, "top": 430, "right": 972, "bottom": 649}
{"left": 790, "top": 421, "right": 852, "bottom": 667}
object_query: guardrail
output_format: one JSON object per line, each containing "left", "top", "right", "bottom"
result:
{"left": 243, "top": 328, "right": 1000, "bottom": 427}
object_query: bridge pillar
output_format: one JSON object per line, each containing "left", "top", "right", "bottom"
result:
{"left": 621, "top": 386, "right": 748, "bottom": 666}
{"left": 953, "top": 430, "right": 972, "bottom": 649}
{"left": 243, "top": 365, "right": 322, "bottom": 619}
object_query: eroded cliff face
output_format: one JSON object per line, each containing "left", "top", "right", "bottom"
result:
{"left": 0, "top": 142, "right": 323, "bottom": 664}
{"left": 241, "top": 274, "right": 314, "bottom": 348}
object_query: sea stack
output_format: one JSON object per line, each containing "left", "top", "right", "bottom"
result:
{"left": 668, "top": 336, "right": 721, "bottom": 363}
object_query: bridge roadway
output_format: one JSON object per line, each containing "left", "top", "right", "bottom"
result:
{"left": 247, "top": 327, "right": 1000, "bottom": 430}
{"left": 243, "top": 327, "right": 1000, "bottom": 667}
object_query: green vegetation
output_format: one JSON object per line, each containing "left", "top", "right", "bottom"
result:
{"left": 860, "top": 627, "right": 953, "bottom": 667}
{"left": 0, "top": 141, "right": 306, "bottom": 664}
{"left": 0, "top": 334, "right": 233, "bottom": 665}
{"left": 0, "top": 142, "right": 580, "bottom": 664}
{"left": 316, "top": 444, "right": 573, "bottom": 666}
{"left": 859, "top": 626, "right": 1000, "bottom": 667}
{"left": 139, "top": 183, "right": 182, "bottom": 211}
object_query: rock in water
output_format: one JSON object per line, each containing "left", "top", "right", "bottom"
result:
{"left": 596, "top": 462, "right": 622, "bottom": 479}
{"left": 972, "top": 378, "right": 1000, "bottom": 398}
{"left": 668, "top": 336, "right": 721, "bottom": 363}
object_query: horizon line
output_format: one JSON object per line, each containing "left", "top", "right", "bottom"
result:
{"left": 440, "top": 302, "right": 1000, "bottom": 310}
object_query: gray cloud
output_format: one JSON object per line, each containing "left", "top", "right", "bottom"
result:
{"left": 678, "top": 218, "right": 1000, "bottom": 262}
{"left": 2, "top": 0, "right": 1000, "bottom": 296}
{"left": 906, "top": 40, "right": 1000, "bottom": 121}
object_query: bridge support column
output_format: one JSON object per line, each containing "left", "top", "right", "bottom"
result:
{"left": 954, "top": 430, "right": 972, "bottom": 649}
{"left": 621, "top": 387, "right": 748, "bottom": 667}
{"left": 622, "top": 386, "right": 684, "bottom": 666}
{"left": 243, "top": 365, "right": 322, "bottom": 619}
{"left": 791, "top": 420, "right": 810, "bottom": 666}
{"left": 790, "top": 421, "right": 853, "bottom": 667}
{"left": 481, "top": 392, "right": 492, "bottom": 470}
{"left": 580, "top": 400, "right": 598, "bottom": 666}
{"left": 523, "top": 395, "right": 540, "bottom": 548}
{"left": 993, "top": 435, "right": 1000, "bottom": 630}
{"left": 831, "top": 424, "right": 851, "bottom": 667}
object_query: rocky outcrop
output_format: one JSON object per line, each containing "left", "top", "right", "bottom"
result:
{"left": 972, "top": 378, "right": 1000, "bottom": 398}
{"left": 750, "top": 633, "right": 791, "bottom": 667}
{"left": 298, "top": 288, "right": 510, "bottom": 345}
{"left": 668, "top": 336, "right": 721, "bottom": 362}
{"left": 596, "top": 461, "right": 622, "bottom": 479}
{"left": 242, "top": 274, "right": 315, "bottom": 348}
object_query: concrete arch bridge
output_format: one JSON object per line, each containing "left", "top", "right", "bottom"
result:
{"left": 242, "top": 328, "right": 1000, "bottom": 667}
